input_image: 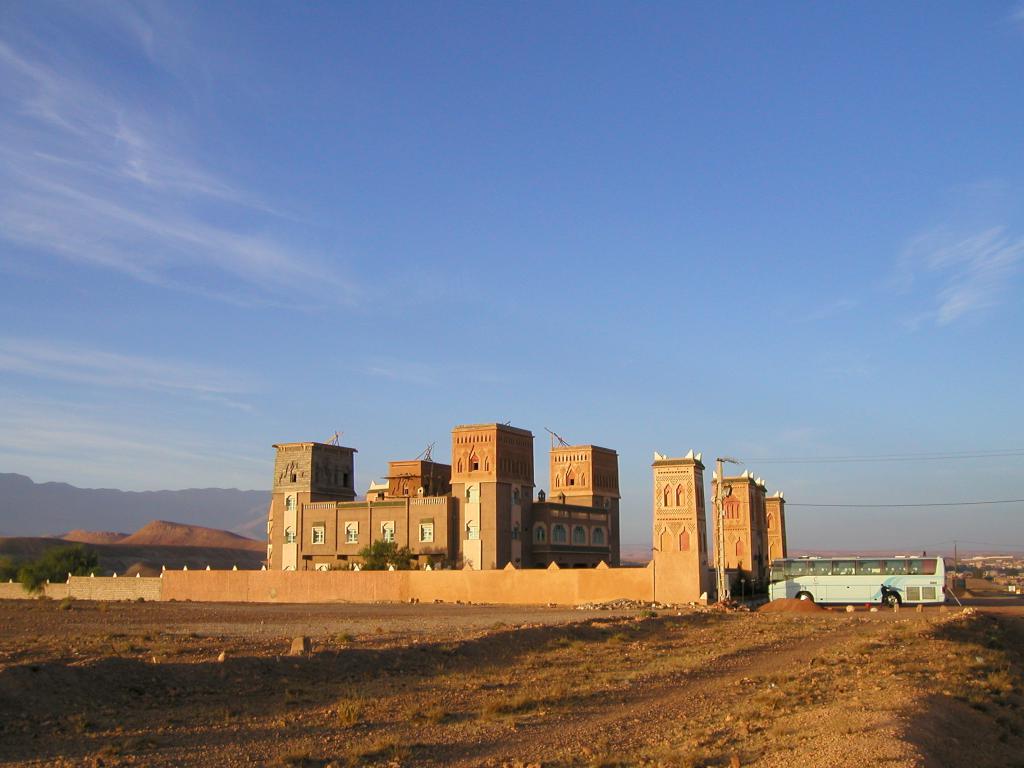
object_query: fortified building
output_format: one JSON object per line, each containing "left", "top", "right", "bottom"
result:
{"left": 267, "top": 423, "right": 621, "bottom": 571}
{"left": 266, "top": 423, "right": 789, "bottom": 600}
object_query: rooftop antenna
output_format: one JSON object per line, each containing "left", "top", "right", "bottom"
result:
{"left": 415, "top": 442, "right": 436, "bottom": 462}
{"left": 326, "top": 431, "right": 343, "bottom": 446}
{"left": 544, "top": 427, "right": 571, "bottom": 449}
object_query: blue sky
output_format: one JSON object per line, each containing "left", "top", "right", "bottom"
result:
{"left": 1, "top": 1, "right": 1023, "bottom": 552}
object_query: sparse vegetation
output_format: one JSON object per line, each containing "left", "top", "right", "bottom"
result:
{"left": 0, "top": 555, "right": 18, "bottom": 582}
{"left": 15, "top": 544, "right": 99, "bottom": 592}
{"left": 336, "top": 698, "right": 363, "bottom": 727}
{"left": 355, "top": 539, "right": 414, "bottom": 570}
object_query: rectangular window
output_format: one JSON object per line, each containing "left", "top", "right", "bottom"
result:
{"left": 833, "top": 560, "right": 856, "bottom": 576}
{"left": 285, "top": 529, "right": 296, "bottom": 544}
{"left": 909, "top": 558, "right": 937, "bottom": 575}
{"left": 312, "top": 525, "right": 326, "bottom": 545}
{"left": 810, "top": 560, "right": 832, "bottom": 576}
{"left": 884, "top": 559, "right": 909, "bottom": 575}
{"left": 419, "top": 522, "right": 434, "bottom": 543}
{"left": 855, "top": 560, "right": 883, "bottom": 575}
{"left": 382, "top": 521, "right": 395, "bottom": 543}
{"left": 784, "top": 560, "right": 809, "bottom": 577}
{"left": 345, "top": 522, "right": 358, "bottom": 544}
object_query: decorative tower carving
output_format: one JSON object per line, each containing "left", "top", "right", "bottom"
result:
{"left": 651, "top": 450, "right": 711, "bottom": 602}
{"left": 765, "top": 491, "right": 787, "bottom": 562}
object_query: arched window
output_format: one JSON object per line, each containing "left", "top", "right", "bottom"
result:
{"left": 534, "top": 524, "right": 547, "bottom": 543}
{"left": 484, "top": 458, "right": 490, "bottom": 471}
{"left": 663, "top": 485, "right": 671, "bottom": 508}
{"left": 572, "top": 526, "right": 586, "bottom": 544}
{"left": 285, "top": 495, "right": 296, "bottom": 513}
{"left": 675, "top": 484, "right": 684, "bottom": 507}
{"left": 512, "top": 487, "right": 521, "bottom": 505}
{"left": 735, "top": 538, "right": 744, "bottom": 556}
{"left": 767, "top": 512, "right": 774, "bottom": 529}
{"left": 679, "top": 529, "right": 690, "bottom": 551}
{"left": 592, "top": 527, "right": 605, "bottom": 546}
{"left": 470, "top": 453, "right": 480, "bottom": 471}
{"left": 457, "top": 459, "right": 463, "bottom": 473}
{"left": 554, "top": 474, "right": 561, "bottom": 487}
{"left": 552, "top": 524, "right": 567, "bottom": 544}
{"left": 466, "top": 522, "right": 479, "bottom": 540}
{"left": 566, "top": 470, "right": 576, "bottom": 487}
{"left": 725, "top": 499, "right": 741, "bottom": 520}
{"left": 580, "top": 473, "right": 586, "bottom": 486}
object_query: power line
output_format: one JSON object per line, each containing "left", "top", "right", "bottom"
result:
{"left": 789, "top": 498, "right": 1024, "bottom": 508}
{"left": 745, "top": 449, "right": 1024, "bottom": 465}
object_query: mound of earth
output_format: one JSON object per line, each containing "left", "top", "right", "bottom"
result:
{"left": 62, "top": 529, "right": 128, "bottom": 545}
{"left": 759, "top": 597, "right": 824, "bottom": 613}
{"left": 118, "top": 520, "right": 264, "bottom": 551}
{"left": 122, "top": 561, "right": 162, "bottom": 577}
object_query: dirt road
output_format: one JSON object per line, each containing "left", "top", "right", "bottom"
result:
{"left": 0, "top": 599, "right": 1021, "bottom": 767}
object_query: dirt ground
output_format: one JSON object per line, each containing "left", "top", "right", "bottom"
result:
{"left": 0, "top": 595, "right": 1022, "bottom": 768}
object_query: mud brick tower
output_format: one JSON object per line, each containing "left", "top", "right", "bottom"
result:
{"left": 450, "top": 423, "right": 534, "bottom": 570}
{"left": 712, "top": 470, "right": 768, "bottom": 583}
{"left": 548, "top": 443, "right": 621, "bottom": 566}
{"left": 651, "top": 450, "right": 711, "bottom": 601}
{"left": 765, "top": 491, "right": 787, "bottom": 562}
{"left": 268, "top": 441, "right": 357, "bottom": 570}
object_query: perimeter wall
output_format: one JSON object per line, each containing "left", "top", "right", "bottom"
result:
{"left": 0, "top": 553, "right": 705, "bottom": 605}
{"left": 160, "top": 552, "right": 703, "bottom": 605}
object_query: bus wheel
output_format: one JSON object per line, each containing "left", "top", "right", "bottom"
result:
{"left": 882, "top": 592, "right": 901, "bottom": 608}
{"left": 796, "top": 591, "right": 814, "bottom": 602}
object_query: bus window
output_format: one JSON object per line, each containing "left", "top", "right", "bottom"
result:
{"left": 883, "top": 560, "right": 908, "bottom": 575}
{"left": 785, "top": 560, "right": 809, "bottom": 578}
{"left": 810, "top": 560, "right": 832, "bottom": 576}
{"left": 769, "top": 565, "right": 786, "bottom": 583}
{"left": 833, "top": 560, "right": 855, "bottom": 576}
{"left": 909, "top": 559, "right": 937, "bottom": 575}
{"left": 856, "top": 560, "right": 883, "bottom": 576}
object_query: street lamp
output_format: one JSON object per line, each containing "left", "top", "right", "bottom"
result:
{"left": 714, "top": 456, "right": 742, "bottom": 603}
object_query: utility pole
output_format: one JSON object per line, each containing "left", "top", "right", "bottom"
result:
{"left": 714, "top": 456, "right": 742, "bottom": 603}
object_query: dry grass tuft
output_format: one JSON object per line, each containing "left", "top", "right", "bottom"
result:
{"left": 336, "top": 698, "right": 363, "bottom": 727}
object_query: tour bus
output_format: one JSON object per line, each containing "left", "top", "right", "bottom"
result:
{"left": 768, "top": 556, "right": 946, "bottom": 605}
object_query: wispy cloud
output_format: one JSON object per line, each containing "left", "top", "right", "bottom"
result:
{"left": 0, "top": 337, "right": 254, "bottom": 409}
{"left": 893, "top": 227, "right": 1024, "bottom": 327}
{"left": 0, "top": 392, "right": 265, "bottom": 491}
{"left": 0, "top": 33, "right": 356, "bottom": 308}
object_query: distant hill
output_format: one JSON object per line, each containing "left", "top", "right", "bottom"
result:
{"left": 0, "top": 473, "right": 268, "bottom": 538}
{"left": 119, "top": 520, "right": 264, "bottom": 551}
{"left": 1, "top": 519, "right": 267, "bottom": 574}
{"left": 0, "top": 535, "right": 265, "bottom": 574}
{"left": 62, "top": 530, "right": 129, "bottom": 545}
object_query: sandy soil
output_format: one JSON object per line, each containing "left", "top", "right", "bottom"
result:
{"left": 0, "top": 598, "right": 1021, "bottom": 767}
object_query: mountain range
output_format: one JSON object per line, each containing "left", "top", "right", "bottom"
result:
{"left": 0, "top": 473, "right": 268, "bottom": 539}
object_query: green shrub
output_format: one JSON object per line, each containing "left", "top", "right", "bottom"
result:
{"left": 355, "top": 540, "right": 414, "bottom": 570}
{"left": 0, "top": 556, "right": 17, "bottom": 582}
{"left": 17, "top": 545, "right": 99, "bottom": 593}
